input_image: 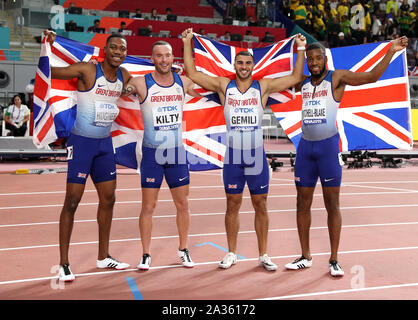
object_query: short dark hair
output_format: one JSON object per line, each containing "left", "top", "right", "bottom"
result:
{"left": 235, "top": 50, "right": 254, "bottom": 61}
{"left": 106, "top": 33, "right": 126, "bottom": 45}
{"left": 152, "top": 40, "right": 172, "bottom": 53}
{"left": 306, "top": 42, "right": 326, "bottom": 55}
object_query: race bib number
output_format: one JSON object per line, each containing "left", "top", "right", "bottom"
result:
{"left": 302, "top": 99, "right": 327, "bottom": 125}
{"left": 230, "top": 107, "right": 259, "bottom": 131}
{"left": 152, "top": 105, "right": 181, "bottom": 131}
{"left": 94, "top": 101, "right": 119, "bottom": 127}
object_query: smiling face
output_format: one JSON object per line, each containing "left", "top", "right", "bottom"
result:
{"left": 234, "top": 53, "right": 254, "bottom": 81}
{"left": 151, "top": 43, "right": 174, "bottom": 75}
{"left": 306, "top": 48, "right": 327, "bottom": 79}
{"left": 104, "top": 36, "right": 127, "bottom": 68}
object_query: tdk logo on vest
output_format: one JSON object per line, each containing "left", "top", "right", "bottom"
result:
{"left": 235, "top": 107, "right": 254, "bottom": 113}
{"left": 158, "top": 106, "right": 178, "bottom": 112}
{"left": 101, "top": 103, "right": 116, "bottom": 109}
{"left": 306, "top": 100, "right": 321, "bottom": 106}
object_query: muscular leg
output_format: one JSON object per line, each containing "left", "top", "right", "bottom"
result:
{"left": 322, "top": 186, "right": 342, "bottom": 262}
{"left": 95, "top": 179, "right": 117, "bottom": 260}
{"left": 250, "top": 193, "right": 268, "bottom": 256}
{"left": 296, "top": 186, "right": 315, "bottom": 260}
{"left": 170, "top": 184, "right": 190, "bottom": 250}
{"left": 225, "top": 193, "right": 243, "bottom": 253}
{"left": 59, "top": 182, "right": 85, "bottom": 265}
{"left": 139, "top": 187, "right": 160, "bottom": 255}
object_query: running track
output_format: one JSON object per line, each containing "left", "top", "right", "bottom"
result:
{"left": 1, "top": 159, "right": 418, "bottom": 301}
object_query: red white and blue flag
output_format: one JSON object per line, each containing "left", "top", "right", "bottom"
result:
{"left": 33, "top": 34, "right": 295, "bottom": 171}
{"left": 271, "top": 42, "right": 413, "bottom": 151}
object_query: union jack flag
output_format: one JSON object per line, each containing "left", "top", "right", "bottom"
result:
{"left": 33, "top": 34, "right": 296, "bottom": 171}
{"left": 271, "top": 42, "right": 413, "bottom": 151}
{"left": 188, "top": 34, "right": 296, "bottom": 168}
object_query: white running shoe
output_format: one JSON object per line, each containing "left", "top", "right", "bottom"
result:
{"left": 137, "top": 254, "right": 151, "bottom": 270}
{"left": 329, "top": 260, "right": 344, "bottom": 277}
{"left": 178, "top": 248, "right": 194, "bottom": 268}
{"left": 219, "top": 252, "right": 237, "bottom": 269}
{"left": 97, "top": 255, "right": 130, "bottom": 270}
{"left": 259, "top": 254, "right": 278, "bottom": 271}
{"left": 58, "top": 264, "right": 75, "bottom": 282}
{"left": 285, "top": 255, "right": 313, "bottom": 270}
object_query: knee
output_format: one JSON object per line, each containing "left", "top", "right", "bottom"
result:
{"left": 141, "top": 202, "right": 157, "bottom": 216}
{"left": 63, "top": 196, "right": 81, "bottom": 215}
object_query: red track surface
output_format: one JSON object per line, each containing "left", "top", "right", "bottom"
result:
{"left": 1, "top": 141, "right": 418, "bottom": 301}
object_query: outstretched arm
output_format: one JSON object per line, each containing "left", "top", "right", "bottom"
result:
{"left": 261, "top": 33, "right": 307, "bottom": 95}
{"left": 181, "top": 28, "right": 227, "bottom": 94}
{"left": 335, "top": 36, "right": 408, "bottom": 87}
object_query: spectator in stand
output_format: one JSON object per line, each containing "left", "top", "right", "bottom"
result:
{"left": 399, "top": 9, "right": 413, "bottom": 36}
{"left": 312, "top": 12, "right": 326, "bottom": 40}
{"left": 400, "top": 0, "right": 411, "bottom": 13}
{"left": 133, "top": 8, "right": 142, "bottom": 19}
{"left": 337, "top": 0, "right": 349, "bottom": 20}
{"left": 294, "top": 1, "right": 308, "bottom": 29}
{"left": 88, "top": 19, "right": 104, "bottom": 33}
{"left": 327, "top": 16, "right": 342, "bottom": 47}
{"left": 262, "top": 31, "right": 274, "bottom": 42}
{"left": 247, "top": 16, "right": 257, "bottom": 27}
{"left": 257, "top": 0, "right": 269, "bottom": 21}
{"left": 199, "top": 28, "right": 206, "bottom": 36}
{"left": 335, "top": 31, "right": 348, "bottom": 47}
{"left": 3, "top": 94, "right": 30, "bottom": 136}
{"left": 162, "top": 7, "right": 174, "bottom": 21}
{"left": 219, "top": 31, "right": 231, "bottom": 41}
{"left": 150, "top": 8, "right": 160, "bottom": 20}
{"left": 384, "top": 17, "right": 398, "bottom": 39}
{"left": 258, "top": 15, "right": 272, "bottom": 27}
{"left": 386, "top": 0, "right": 398, "bottom": 17}
{"left": 371, "top": 13, "right": 383, "bottom": 41}
{"left": 340, "top": 15, "right": 351, "bottom": 38}
{"left": 118, "top": 21, "right": 127, "bottom": 33}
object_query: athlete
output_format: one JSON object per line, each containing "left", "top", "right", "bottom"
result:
{"left": 123, "top": 41, "right": 199, "bottom": 270}
{"left": 182, "top": 28, "right": 307, "bottom": 271}
{"left": 284, "top": 36, "right": 408, "bottom": 276}
{"left": 44, "top": 30, "right": 132, "bottom": 282}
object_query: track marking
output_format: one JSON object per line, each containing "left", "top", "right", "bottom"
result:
{"left": 2, "top": 221, "right": 418, "bottom": 251}
{"left": 256, "top": 282, "right": 418, "bottom": 300}
{"left": 2, "top": 203, "right": 418, "bottom": 228}
{"left": 2, "top": 191, "right": 418, "bottom": 211}
{"left": 1, "top": 245, "right": 418, "bottom": 286}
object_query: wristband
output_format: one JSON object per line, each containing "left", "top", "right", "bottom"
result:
{"left": 297, "top": 46, "right": 306, "bottom": 51}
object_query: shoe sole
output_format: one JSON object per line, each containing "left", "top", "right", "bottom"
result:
{"left": 138, "top": 267, "right": 150, "bottom": 270}
{"left": 219, "top": 262, "right": 236, "bottom": 269}
{"left": 285, "top": 264, "right": 312, "bottom": 270}
{"left": 330, "top": 273, "right": 344, "bottom": 277}
{"left": 261, "top": 265, "right": 278, "bottom": 271}
{"left": 97, "top": 266, "right": 130, "bottom": 270}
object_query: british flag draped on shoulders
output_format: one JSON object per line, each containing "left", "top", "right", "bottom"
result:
{"left": 271, "top": 41, "right": 413, "bottom": 151}
{"left": 33, "top": 34, "right": 413, "bottom": 173}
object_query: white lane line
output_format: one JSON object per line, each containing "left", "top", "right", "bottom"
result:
{"left": 2, "top": 191, "right": 418, "bottom": 211}
{"left": 1, "top": 180, "right": 417, "bottom": 197}
{"left": 2, "top": 221, "right": 418, "bottom": 252}
{"left": 256, "top": 282, "right": 418, "bottom": 300}
{"left": 1, "top": 245, "right": 418, "bottom": 287}
{"left": 2, "top": 203, "right": 418, "bottom": 228}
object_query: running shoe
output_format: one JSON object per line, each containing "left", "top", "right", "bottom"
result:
{"left": 96, "top": 255, "right": 130, "bottom": 270}
{"left": 58, "top": 264, "right": 75, "bottom": 282}
{"left": 259, "top": 254, "right": 278, "bottom": 271}
{"left": 218, "top": 252, "right": 237, "bottom": 269}
{"left": 285, "top": 255, "right": 313, "bottom": 270}
{"left": 137, "top": 254, "right": 151, "bottom": 270}
{"left": 178, "top": 248, "right": 194, "bottom": 268}
{"left": 329, "top": 260, "right": 344, "bottom": 277}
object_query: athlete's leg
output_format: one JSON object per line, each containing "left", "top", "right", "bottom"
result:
{"left": 59, "top": 182, "right": 85, "bottom": 265}
{"left": 322, "top": 186, "right": 341, "bottom": 262}
{"left": 250, "top": 193, "right": 269, "bottom": 255}
{"left": 225, "top": 193, "right": 243, "bottom": 253}
{"left": 139, "top": 187, "right": 160, "bottom": 255}
{"left": 170, "top": 184, "right": 190, "bottom": 250}
{"left": 296, "top": 186, "right": 315, "bottom": 260}
{"left": 94, "top": 179, "right": 117, "bottom": 260}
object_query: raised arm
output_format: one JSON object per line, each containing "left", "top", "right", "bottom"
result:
{"left": 181, "top": 28, "right": 228, "bottom": 95}
{"left": 334, "top": 36, "right": 408, "bottom": 87}
{"left": 261, "top": 33, "right": 307, "bottom": 96}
